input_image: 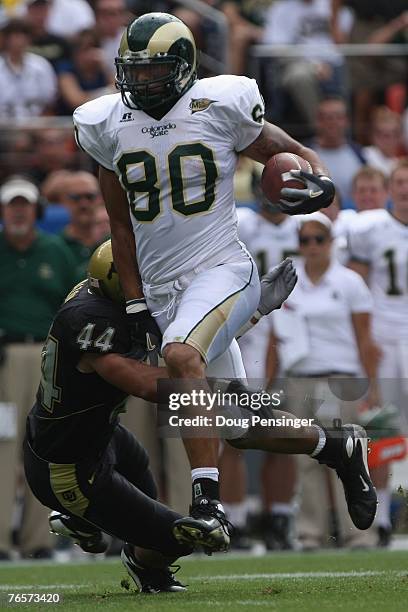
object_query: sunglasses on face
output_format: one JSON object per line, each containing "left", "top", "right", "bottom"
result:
{"left": 68, "top": 192, "right": 98, "bottom": 202}
{"left": 299, "top": 234, "right": 328, "bottom": 246}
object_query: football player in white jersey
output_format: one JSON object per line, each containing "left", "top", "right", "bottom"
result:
{"left": 334, "top": 167, "right": 389, "bottom": 240}
{"left": 348, "top": 159, "right": 408, "bottom": 544}
{"left": 73, "top": 12, "right": 375, "bottom": 552}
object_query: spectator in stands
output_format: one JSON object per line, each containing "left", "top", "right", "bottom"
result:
{"left": 57, "top": 28, "right": 113, "bottom": 114}
{"left": 363, "top": 107, "right": 405, "bottom": 175}
{"left": 219, "top": 1, "right": 265, "bottom": 75}
{"left": 0, "top": 19, "right": 57, "bottom": 119}
{"left": 262, "top": 0, "right": 352, "bottom": 136}
{"left": 310, "top": 96, "right": 366, "bottom": 206}
{"left": 25, "top": 0, "right": 70, "bottom": 71}
{"left": 40, "top": 169, "right": 72, "bottom": 204}
{"left": 43, "top": 0, "right": 95, "bottom": 39}
{"left": 332, "top": 1, "right": 408, "bottom": 143}
{"left": 58, "top": 170, "right": 104, "bottom": 282}
{"left": 272, "top": 212, "right": 378, "bottom": 550}
{"left": 328, "top": 168, "right": 389, "bottom": 249}
{"left": 0, "top": 176, "right": 76, "bottom": 560}
{"left": 351, "top": 166, "right": 389, "bottom": 212}
{"left": 29, "top": 129, "right": 76, "bottom": 184}
{"left": 36, "top": 170, "right": 72, "bottom": 234}
{"left": 94, "top": 0, "right": 128, "bottom": 79}
{"left": 92, "top": 204, "right": 111, "bottom": 244}
{"left": 0, "top": 130, "right": 34, "bottom": 181}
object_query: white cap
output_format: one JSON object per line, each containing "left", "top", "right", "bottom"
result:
{"left": 0, "top": 178, "right": 39, "bottom": 205}
{"left": 298, "top": 211, "right": 333, "bottom": 234}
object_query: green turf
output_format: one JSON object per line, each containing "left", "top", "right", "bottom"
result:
{"left": 0, "top": 551, "right": 407, "bottom": 611}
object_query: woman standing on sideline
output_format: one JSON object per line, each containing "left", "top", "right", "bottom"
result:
{"left": 270, "top": 212, "right": 379, "bottom": 549}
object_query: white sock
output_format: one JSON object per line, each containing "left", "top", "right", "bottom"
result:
{"left": 223, "top": 501, "right": 247, "bottom": 528}
{"left": 270, "top": 502, "right": 295, "bottom": 516}
{"left": 310, "top": 425, "right": 327, "bottom": 457}
{"left": 375, "top": 488, "right": 392, "bottom": 529}
{"left": 191, "top": 467, "right": 219, "bottom": 482}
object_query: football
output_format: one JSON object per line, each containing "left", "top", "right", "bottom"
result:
{"left": 261, "top": 152, "right": 312, "bottom": 204}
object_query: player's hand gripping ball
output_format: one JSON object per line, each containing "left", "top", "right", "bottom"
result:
{"left": 261, "top": 153, "right": 335, "bottom": 215}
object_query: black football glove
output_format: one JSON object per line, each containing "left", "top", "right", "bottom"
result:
{"left": 278, "top": 171, "right": 335, "bottom": 215}
{"left": 126, "top": 298, "right": 162, "bottom": 366}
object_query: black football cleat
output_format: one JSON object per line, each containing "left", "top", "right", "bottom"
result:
{"left": 263, "top": 512, "right": 295, "bottom": 551}
{"left": 49, "top": 511, "right": 109, "bottom": 553}
{"left": 173, "top": 497, "right": 232, "bottom": 553}
{"left": 377, "top": 525, "right": 392, "bottom": 548}
{"left": 228, "top": 526, "right": 253, "bottom": 551}
{"left": 317, "top": 424, "right": 377, "bottom": 530}
{"left": 121, "top": 543, "right": 186, "bottom": 593}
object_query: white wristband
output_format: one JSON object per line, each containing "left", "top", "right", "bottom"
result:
{"left": 126, "top": 298, "right": 148, "bottom": 315}
{"left": 235, "top": 310, "right": 263, "bottom": 339}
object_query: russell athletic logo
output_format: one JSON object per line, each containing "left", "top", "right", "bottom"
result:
{"left": 141, "top": 123, "right": 176, "bottom": 138}
{"left": 119, "top": 112, "right": 134, "bottom": 122}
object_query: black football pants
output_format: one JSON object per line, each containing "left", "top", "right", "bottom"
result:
{"left": 23, "top": 424, "right": 191, "bottom": 558}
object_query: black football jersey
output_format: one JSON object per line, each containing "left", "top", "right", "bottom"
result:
{"left": 28, "top": 282, "right": 133, "bottom": 462}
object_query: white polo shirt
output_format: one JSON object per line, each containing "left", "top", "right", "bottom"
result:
{"left": 0, "top": 52, "right": 57, "bottom": 119}
{"left": 46, "top": 0, "right": 95, "bottom": 38}
{"left": 273, "top": 260, "right": 373, "bottom": 375}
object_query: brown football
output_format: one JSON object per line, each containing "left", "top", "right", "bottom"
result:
{"left": 261, "top": 153, "right": 312, "bottom": 204}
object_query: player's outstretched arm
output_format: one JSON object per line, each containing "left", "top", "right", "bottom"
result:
{"left": 241, "top": 121, "right": 327, "bottom": 175}
{"left": 241, "top": 122, "right": 335, "bottom": 214}
{"left": 80, "top": 352, "right": 167, "bottom": 402}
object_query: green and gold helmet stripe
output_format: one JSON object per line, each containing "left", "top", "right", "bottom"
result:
{"left": 122, "top": 13, "right": 180, "bottom": 54}
{"left": 120, "top": 14, "right": 195, "bottom": 65}
{"left": 148, "top": 22, "right": 196, "bottom": 64}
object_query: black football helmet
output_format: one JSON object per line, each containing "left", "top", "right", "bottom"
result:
{"left": 115, "top": 12, "right": 197, "bottom": 111}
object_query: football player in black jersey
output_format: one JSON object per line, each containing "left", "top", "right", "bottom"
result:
{"left": 24, "top": 240, "right": 377, "bottom": 593}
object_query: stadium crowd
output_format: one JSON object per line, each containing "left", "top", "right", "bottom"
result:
{"left": 0, "top": 0, "right": 407, "bottom": 561}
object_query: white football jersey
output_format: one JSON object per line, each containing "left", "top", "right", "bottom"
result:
{"left": 333, "top": 209, "right": 357, "bottom": 239}
{"left": 348, "top": 209, "right": 408, "bottom": 340}
{"left": 237, "top": 207, "right": 299, "bottom": 276}
{"left": 237, "top": 207, "right": 298, "bottom": 380}
{"left": 73, "top": 75, "right": 264, "bottom": 285}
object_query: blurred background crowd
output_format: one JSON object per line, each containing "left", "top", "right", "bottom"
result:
{"left": 0, "top": 0, "right": 407, "bottom": 561}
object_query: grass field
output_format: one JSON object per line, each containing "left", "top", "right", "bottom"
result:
{"left": 1, "top": 550, "right": 407, "bottom": 611}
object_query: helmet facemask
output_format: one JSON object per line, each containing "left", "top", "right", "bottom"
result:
{"left": 115, "top": 13, "right": 197, "bottom": 112}
{"left": 115, "top": 51, "right": 194, "bottom": 111}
